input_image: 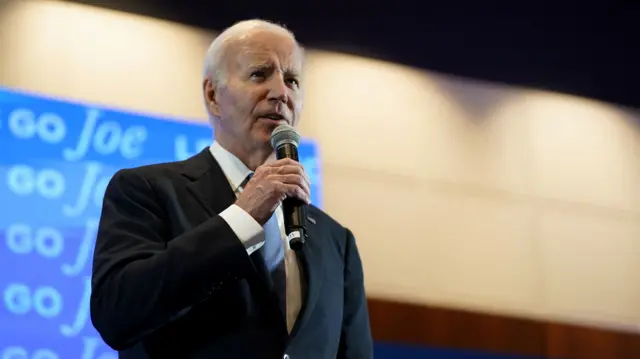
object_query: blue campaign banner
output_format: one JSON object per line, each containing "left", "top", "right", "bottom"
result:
{"left": 0, "top": 86, "right": 322, "bottom": 359}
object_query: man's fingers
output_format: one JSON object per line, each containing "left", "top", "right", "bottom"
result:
{"left": 270, "top": 174, "right": 310, "bottom": 197}
{"left": 278, "top": 183, "right": 311, "bottom": 204}
{"left": 266, "top": 158, "right": 298, "bottom": 167}
{"left": 262, "top": 160, "right": 311, "bottom": 183}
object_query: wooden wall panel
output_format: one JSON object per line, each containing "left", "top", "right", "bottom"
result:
{"left": 545, "top": 322, "right": 640, "bottom": 359}
{"left": 367, "top": 298, "right": 640, "bottom": 359}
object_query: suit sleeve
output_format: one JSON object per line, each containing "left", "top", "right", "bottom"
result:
{"left": 337, "top": 228, "right": 374, "bottom": 359}
{"left": 90, "top": 169, "right": 254, "bottom": 350}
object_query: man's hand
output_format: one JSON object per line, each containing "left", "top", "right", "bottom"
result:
{"left": 235, "top": 158, "right": 311, "bottom": 225}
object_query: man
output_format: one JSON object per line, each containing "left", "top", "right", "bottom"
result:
{"left": 90, "top": 19, "right": 373, "bottom": 359}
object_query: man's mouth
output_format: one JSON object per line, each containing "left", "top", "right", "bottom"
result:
{"left": 259, "top": 114, "right": 286, "bottom": 123}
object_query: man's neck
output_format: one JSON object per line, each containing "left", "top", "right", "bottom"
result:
{"left": 216, "top": 137, "right": 271, "bottom": 171}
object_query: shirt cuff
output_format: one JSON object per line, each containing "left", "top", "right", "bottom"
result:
{"left": 218, "top": 204, "right": 265, "bottom": 255}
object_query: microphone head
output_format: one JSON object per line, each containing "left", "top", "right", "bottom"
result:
{"left": 270, "top": 124, "right": 300, "bottom": 149}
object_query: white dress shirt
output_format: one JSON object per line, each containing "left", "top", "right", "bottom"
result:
{"left": 210, "top": 141, "right": 302, "bottom": 333}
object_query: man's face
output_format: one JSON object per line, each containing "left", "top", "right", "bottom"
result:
{"left": 208, "top": 30, "right": 304, "bottom": 152}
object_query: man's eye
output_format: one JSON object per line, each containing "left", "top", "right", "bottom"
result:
{"left": 287, "top": 78, "right": 300, "bottom": 87}
{"left": 250, "top": 71, "right": 265, "bottom": 79}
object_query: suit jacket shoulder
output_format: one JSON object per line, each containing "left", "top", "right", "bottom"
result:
{"left": 306, "top": 205, "right": 355, "bottom": 257}
{"left": 112, "top": 153, "right": 206, "bottom": 185}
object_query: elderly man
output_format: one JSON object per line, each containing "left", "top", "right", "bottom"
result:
{"left": 90, "top": 19, "right": 373, "bottom": 359}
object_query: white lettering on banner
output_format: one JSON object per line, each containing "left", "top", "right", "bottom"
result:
{"left": 174, "top": 135, "right": 211, "bottom": 160}
{"left": 60, "top": 277, "right": 91, "bottom": 337}
{"left": 1, "top": 339, "right": 117, "bottom": 359}
{"left": 61, "top": 219, "right": 99, "bottom": 277}
{"left": 5, "top": 224, "right": 64, "bottom": 259}
{"left": 63, "top": 108, "right": 148, "bottom": 162}
{"left": 3, "top": 284, "right": 63, "bottom": 318}
{"left": 8, "top": 108, "right": 66, "bottom": 144}
{"left": 62, "top": 162, "right": 110, "bottom": 218}
{"left": 7, "top": 166, "right": 65, "bottom": 199}
{"left": 0, "top": 103, "right": 143, "bottom": 358}
{"left": 1, "top": 347, "right": 59, "bottom": 359}
{"left": 0, "top": 89, "right": 317, "bottom": 358}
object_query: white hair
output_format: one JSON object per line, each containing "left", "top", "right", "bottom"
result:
{"left": 202, "top": 19, "right": 298, "bottom": 86}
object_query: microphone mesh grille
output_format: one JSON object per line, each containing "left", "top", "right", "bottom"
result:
{"left": 270, "top": 124, "right": 300, "bottom": 148}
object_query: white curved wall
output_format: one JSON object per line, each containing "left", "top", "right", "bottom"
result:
{"left": 2, "top": 0, "right": 639, "bottom": 332}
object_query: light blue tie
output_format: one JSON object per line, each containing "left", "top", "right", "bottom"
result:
{"left": 240, "top": 173, "right": 286, "bottom": 318}
{"left": 262, "top": 211, "right": 286, "bottom": 317}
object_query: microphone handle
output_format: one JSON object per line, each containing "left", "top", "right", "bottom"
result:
{"left": 276, "top": 143, "right": 307, "bottom": 250}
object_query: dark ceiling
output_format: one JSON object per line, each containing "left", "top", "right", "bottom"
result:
{"left": 65, "top": 0, "right": 640, "bottom": 110}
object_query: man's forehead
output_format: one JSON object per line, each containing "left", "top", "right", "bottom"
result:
{"left": 228, "top": 32, "right": 303, "bottom": 70}
{"left": 243, "top": 52, "right": 302, "bottom": 70}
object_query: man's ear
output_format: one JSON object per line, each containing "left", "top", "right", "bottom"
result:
{"left": 203, "top": 78, "right": 221, "bottom": 118}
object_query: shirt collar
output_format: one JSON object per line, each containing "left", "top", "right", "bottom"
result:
{"left": 209, "top": 140, "right": 253, "bottom": 193}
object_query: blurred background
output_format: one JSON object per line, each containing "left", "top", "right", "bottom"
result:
{"left": 1, "top": 0, "right": 639, "bottom": 358}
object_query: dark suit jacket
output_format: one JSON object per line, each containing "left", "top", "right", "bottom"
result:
{"left": 90, "top": 148, "right": 373, "bottom": 359}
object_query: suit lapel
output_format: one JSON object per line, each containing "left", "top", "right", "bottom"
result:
{"left": 183, "top": 148, "right": 236, "bottom": 217}
{"left": 290, "top": 211, "right": 324, "bottom": 339}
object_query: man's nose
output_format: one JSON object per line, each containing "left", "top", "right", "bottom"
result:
{"left": 267, "top": 75, "right": 288, "bottom": 103}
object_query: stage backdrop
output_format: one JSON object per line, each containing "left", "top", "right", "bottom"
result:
{"left": 0, "top": 85, "right": 539, "bottom": 359}
{"left": 0, "top": 86, "right": 322, "bottom": 359}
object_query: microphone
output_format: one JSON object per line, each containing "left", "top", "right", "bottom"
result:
{"left": 270, "top": 124, "right": 307, "bottom": 250}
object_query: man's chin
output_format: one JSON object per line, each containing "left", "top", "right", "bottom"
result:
{"left": 257, "top": 118, "right": 291, "bottom": 139}
{"left": 255, "top": 126, "right": 277, "bottom": 142}
{"left": 250, "top": 132, "right": 273, "bottom": 150}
